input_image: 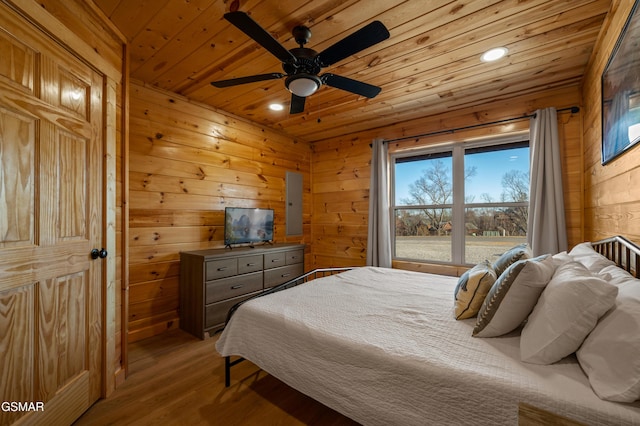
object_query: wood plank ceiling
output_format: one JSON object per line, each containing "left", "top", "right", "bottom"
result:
{"left": 94, "top": 0, "right": 612, "bottom": 142}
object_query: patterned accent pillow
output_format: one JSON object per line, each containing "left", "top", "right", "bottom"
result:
{"left": 473, "top": 255, "right": 556, "bottom": 338}
{"left": 454, "top": 261, "right": 497, "bottom": 320}
{"left": 493, "top": 243, "right": 532, "bottom": 278}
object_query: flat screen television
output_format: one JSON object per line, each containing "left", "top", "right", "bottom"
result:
{"left": 224, "top": 207, "right": 274, "bottom": 247}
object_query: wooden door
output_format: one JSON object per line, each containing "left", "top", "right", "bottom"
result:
{"left": 0, "top": 6, "right": 104, "bottom": 426}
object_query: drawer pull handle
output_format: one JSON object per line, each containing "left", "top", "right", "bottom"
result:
{"left": 217, "top": 267, "right": 227, "bottom": 271}
{"left": 281, "top": 273, "right": 291, "bottom": 278}
{"left": 246, "top": 263, "right": 256, "bottom": 266}
{"left": 231, "top": 285, "right": 243, "bottom": 290}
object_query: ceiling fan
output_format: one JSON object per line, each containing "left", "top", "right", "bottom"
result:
{"left": 211, "top": 11, "right": 390, "bottom": 114}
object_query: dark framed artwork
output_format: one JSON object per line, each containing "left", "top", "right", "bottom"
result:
{"left": 602, "top": 0, "right": 640, "bottom": 164}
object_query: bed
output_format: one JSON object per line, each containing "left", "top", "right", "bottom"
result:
{"left": 216, "top": 236, "right": 640, "bottom": 425}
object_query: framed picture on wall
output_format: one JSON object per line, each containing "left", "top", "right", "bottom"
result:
{"left": 601, "top": 0, "right": 640, "bottom": 164}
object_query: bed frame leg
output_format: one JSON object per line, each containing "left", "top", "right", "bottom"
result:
{"left": 225, "top": 356, "right": 231, "bottom": 387}
{"left": 224, "top": 356, "right": 247, "bottom": 387}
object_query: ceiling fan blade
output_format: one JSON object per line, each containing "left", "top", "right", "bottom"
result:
{"left": 322, "top": 73, "right": 381, "bottom": 98}
{"left": 317, "top": 21, "right": 389, "bottom": 67}
{"left": 290, "top": 94, "right": 306, "bottom": 114}
{"left": 211, "top": 73, "right": 284, "bottom": 88}
{"left": 224, "top": 11, "right": 297, "bottom": 63}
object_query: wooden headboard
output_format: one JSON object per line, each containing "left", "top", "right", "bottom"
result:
{"left": 591, "top": 235, "right": 640, "bottom": 278}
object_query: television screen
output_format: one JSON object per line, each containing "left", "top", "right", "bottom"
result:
{"left": 224, "top": 207, "right": 274, "bottom": 246}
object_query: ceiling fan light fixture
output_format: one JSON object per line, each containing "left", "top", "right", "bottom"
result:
{"left": 286, "top": 74, "right": 321, "bottom": 97}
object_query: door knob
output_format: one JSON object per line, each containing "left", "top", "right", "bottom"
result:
{"left": 91, "top": 248, "right": 108, "bottom": 259}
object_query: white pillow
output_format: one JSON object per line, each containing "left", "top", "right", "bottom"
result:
{"left": 577, "top": 277, "right": 640, "bottom": 402}
{"left": 569, "top": 242, "right": 616, "bottom": 273}
{"left": 599, "top": 264, "right": 635, "bottom": 286}
{"left": 520, "top": 261, "right": 618, "bottom": 364}
{"left": 551, "top": 251, "right": 573, "bottom": 267}
{"left": 473, "top": 255, "right": 556, "bottom": 338}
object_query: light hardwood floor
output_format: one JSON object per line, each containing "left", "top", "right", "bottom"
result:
{"left": 75, "top": 329, "right": 358, "bottom": 425}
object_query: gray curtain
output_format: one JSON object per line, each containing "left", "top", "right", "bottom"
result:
{"left": 527, "top": 107, "right": 567, "bottom": 256}
{"left": 366, "top": 138, "right": 392, "bottom": 267}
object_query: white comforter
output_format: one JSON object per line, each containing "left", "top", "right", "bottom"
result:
{"left": 216, "top": 267, "right": 640, "bottom": 425}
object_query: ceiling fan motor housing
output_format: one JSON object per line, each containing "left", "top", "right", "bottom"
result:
{"left": 283, "top": 47, "right": 322, "bottom": 97}
{"left": 283, "top": 48, "right": 321, "bottom": 75}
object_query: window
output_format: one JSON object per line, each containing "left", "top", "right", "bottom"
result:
{"left": 392, "top": 137, "right": 530, "bottom": 265}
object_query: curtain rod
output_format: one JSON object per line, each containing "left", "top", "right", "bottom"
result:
{"left": 381, "top": 106, "right": 580, "bottom": 144}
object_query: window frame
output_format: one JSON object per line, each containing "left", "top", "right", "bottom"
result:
{"left": 390, "top": 134, "right": 530, "bottom": 266}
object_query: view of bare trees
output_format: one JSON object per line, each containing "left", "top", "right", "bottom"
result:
{"left": 396, "top": 159, "right": 529, "bottom": 238}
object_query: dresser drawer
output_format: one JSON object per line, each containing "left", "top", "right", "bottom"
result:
{"left": 205, "top": 272, "right": 263, "bottom": 304}
{"left": 264, "top": 263, "right": 304, "bottom": 288}
{"left": 205, "top": 291, "right": 261, "bottom": 331}
{"left": 286, "top": 249, "right": 304, "bottom": 265}
{"left": 180, "top": 244, "right": 305, "bottom": 339}
{"left": 237, "top": 254, "right": 263, "bottom": 274}
{"left": 264, "top": 251, "right": 287, "bottom": 269}
{"left": 205, "top": 258, "right": 237, "bottom": 280}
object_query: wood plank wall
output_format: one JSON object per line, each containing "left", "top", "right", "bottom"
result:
{"left": 128, "top": 81, "right": 311, "bottom": 342}
{"left": 582, "top": 0, "right": 640, "bottom": 244}
{"left": 115, "top": 75, "right": 127, "bottom": 381}
{"left": 310, "top": 86, "right": 584, "bottom": 273}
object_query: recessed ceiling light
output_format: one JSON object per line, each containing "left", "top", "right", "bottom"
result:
{"left": 268, "top": 103, "right": 284, "bottom": 111}
{"left": 481, "top": 47, "right": 508, "bottom": 62}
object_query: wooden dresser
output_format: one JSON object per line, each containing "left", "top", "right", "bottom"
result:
{"left": 179, "top": 243, "right": 305, "bottom": 339}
